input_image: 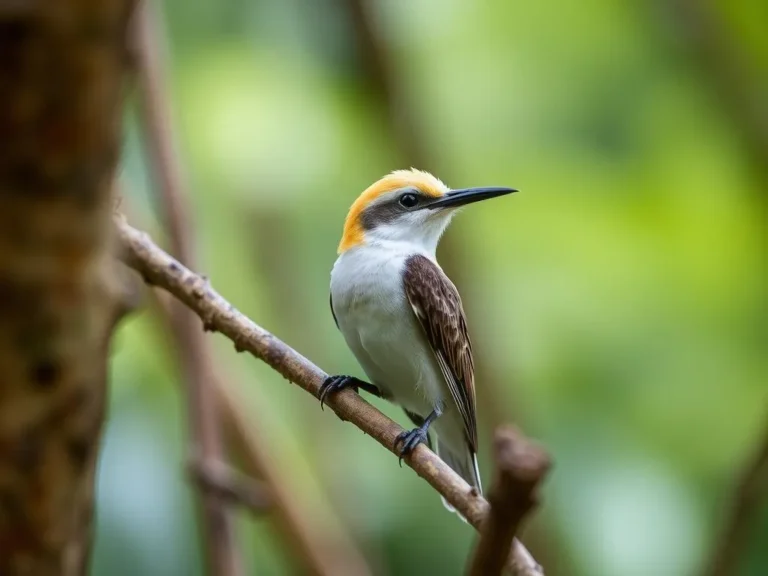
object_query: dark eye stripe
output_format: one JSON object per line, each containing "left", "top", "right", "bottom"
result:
{"left": 360, "top": 188, "right": 423, "bottom": 230}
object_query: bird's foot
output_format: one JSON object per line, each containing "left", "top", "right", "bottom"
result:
{"left": 319, "top": 375, "right": 380, "bottom": 410}
{"left": 394, "top": 426, "right": 429, "bottom": 466}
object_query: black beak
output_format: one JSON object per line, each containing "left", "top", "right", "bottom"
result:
{"left": 425, "top": 186, "right": 518, "bottom": 209}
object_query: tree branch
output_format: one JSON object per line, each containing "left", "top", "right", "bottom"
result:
{"left": 703, "top": 418, "right": 768, "bottom": 576}
{"left": 129, "top": 2, "right": 374, "bottom": 572}
{"left": 116, "top": 217, "right": 545, "bottom": 576}
{"left": 148, "top": 284, "right": 376, "bottom": 576}
{"left": 468, "top": 427, "right": 550, "bottom": 576}
{"left": 131, "top": 2, "right": 241, "bottom": 574}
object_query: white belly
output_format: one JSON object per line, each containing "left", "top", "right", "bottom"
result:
{"left": 330, "top": 246, "right": 444, "bottom": 417}
{"left": 330, "top": 245, "right": 469, "bottom": 453}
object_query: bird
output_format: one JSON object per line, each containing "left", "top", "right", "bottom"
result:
{"left": 320, "top": 168, "right": 517, "bottom": 516}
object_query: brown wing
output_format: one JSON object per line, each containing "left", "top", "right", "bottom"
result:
{"left": 402, "top": 254, "right": 477, "bottom": 451}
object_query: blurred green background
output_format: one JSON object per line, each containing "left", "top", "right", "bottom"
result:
{"left": 97, "top": 0, "right": 767, "bottom": 575}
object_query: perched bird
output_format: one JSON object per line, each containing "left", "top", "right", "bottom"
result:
{"left": 321, "top": 168, "right": 516, "bottom": 515}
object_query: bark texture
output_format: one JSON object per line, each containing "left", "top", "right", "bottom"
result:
{"left": 0, "top": 2, "right": 132, "bottom": 574}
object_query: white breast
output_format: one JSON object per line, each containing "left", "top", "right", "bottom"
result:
{"left": 330, "top": 244, "right": 446, "bottom": 417}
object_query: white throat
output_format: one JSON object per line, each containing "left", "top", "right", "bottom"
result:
{"left": 363, "top": 210, "right": 455, "bottom": 257}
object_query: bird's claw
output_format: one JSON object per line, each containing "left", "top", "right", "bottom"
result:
{"left": 394, "top": 427, "right": 428, "bottom": 467}
{"left": 319, "top": 375, "right": 357, "bottom": 410}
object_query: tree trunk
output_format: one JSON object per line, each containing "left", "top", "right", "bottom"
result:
{"left": 0, "top": 2, "right": 133, "bottom": 574}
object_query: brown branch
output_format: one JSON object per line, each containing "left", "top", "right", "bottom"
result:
{"left": 129, "top": 4, "right": 374, "bottom": 574}
{"left": 703, "top": 418, "right": 768, "bottom": 576}
{"left": 131, "top": 2, "right": 241, "bottom": 574}
{"left": 116, "top": 217, "right": 545, "bottom": 576}
{"left": 148, "top": 284, "right": 376, "bottom": 576}
{"left": 216, "top": 369, "right": 375, "bottom": 576}
{"left": 468, "top": 427, "right": 550, "bottom": 576}
{"left": 0, "top": 2, "right": 133, "bottom": 574}
{"left": 187, "top": 454, "right": 271, "bottom": 516}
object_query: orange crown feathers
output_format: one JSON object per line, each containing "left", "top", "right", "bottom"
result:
{"left": 338, "top": 169, "right": 448, "bottom": 253}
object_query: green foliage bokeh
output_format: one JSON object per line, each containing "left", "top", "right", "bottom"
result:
{"left": 94, "top": 1, "right": 768, "bottom": 575}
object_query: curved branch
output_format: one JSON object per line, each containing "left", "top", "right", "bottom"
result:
{"left": 116, "top": 217, "right": 544, "bottom": 576}
{"left": 468, "top": 427, "right": 550, "bottom": 576}
{"left": 128, "top": 0, "right": 376, "bottom": 569}
{"left": 147, "top": 286, "right": 376, "bottom": 576}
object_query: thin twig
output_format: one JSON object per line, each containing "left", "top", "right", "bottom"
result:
{"left": 187, "top": 453, "right": 272, "bottom": 516}
{"left": 121, "top": 190, "right": 372, "bottom": 574}
{"left": 468, "top": 427, "right": 550, "bottom": 576}
{"left": 133, "top": 0, "right": 195, "bottom": 260}
{"left": 703, "top": 418, "right": 768, "bottom": 576}
{"left": 117, "top": 217, "right": 545, "bottom": 576}
{"left": 130, "top": 3, "right": 374, "bottom": 572}
{"left": 132, "top": 3, "right": 240, "bottom": 574}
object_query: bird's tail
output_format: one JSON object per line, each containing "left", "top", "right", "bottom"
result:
{"left": 436, "top": 440, "right": 482, "bottom": 523}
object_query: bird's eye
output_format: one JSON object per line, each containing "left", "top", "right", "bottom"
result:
{"left": 399, "top": 193, "right": 419, "bottom": 208}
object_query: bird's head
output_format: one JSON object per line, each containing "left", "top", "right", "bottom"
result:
{"left": 337, "top": 168, "right": 517, "bottom": 254}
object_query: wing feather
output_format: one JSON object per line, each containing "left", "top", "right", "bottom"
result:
{"left": 330, "top": 292, "right": 339, "bottom": 329}
{"left": 402, "top": 254, "right": 477, "bottom": 451}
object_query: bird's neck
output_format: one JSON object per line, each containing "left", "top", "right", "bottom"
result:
{"left": 362, "top": 219, "right": 450, "bottom": 257}
{"left": 365, "top": 237, "right": 438, "bottom": 260}
{"left": 335, "top": 241, "right": 440, "bottom": 287}
{"left": 336, "top": 240, "right": 439, "bottom": 278}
